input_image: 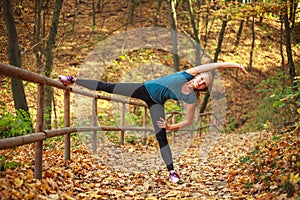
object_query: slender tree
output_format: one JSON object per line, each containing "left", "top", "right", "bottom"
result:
{"left": 214, "top": 19, "right": 228, "bottom": 62}
{"left": 186, "top": 0, "right": 201, "bottom": 65}
{"left": 96, "top": 0, "right": 104, "bottom": 13}
{"left": 92, "top": 0, "right": 96, "bottom": 32}
{"left": 127, "top": 0, "right": 137, "bottom": 24}
{"left": 289, "top": 0, "right": 298, "bottom": 29}
{"left": 233, "top": 20, "right": 244, "bottom": 52}
{"left": 2, "top": 0, "right": 29, "bottom": 114}
{"left": 44, "top": 0, "right": 64, "bottom": 129}
{"left": 168, "top": 0, "right": 180, "bottom": 72}
{"left": 203, "top": 3, "right": 215, "bottom": 50}
{"left": 42, "top": 0, "right": 50, "bottom": 40}
{"left": 283, "top": 0, "right": 296, "bottom": 87}
{"left": 200, "top": 0, "right": 229, "bottom": 113}
{"left": 280, "top": 16, "right": 285, "bottom": 71}
{"left": 34, "top": 0, "right": 43, "bottom": 72}
{"left": 154, "top": 0, "right": 163, "bottom": 26}
{"left": 249, "top": 15, "right": 255, "bottom": 72}
{"left": 72, "top": 0, "right": 79, "bottom": 38}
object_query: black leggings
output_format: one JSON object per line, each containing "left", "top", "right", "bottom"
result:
{"left": 76, "top": 79, "right": 174, "bottom": 171}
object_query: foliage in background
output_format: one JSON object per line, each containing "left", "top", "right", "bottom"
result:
{"left": 0, "top": 109, "right": 33, "bottom": 138}
{"left": 248, "top": 72, "right": 300, "bottom": 131}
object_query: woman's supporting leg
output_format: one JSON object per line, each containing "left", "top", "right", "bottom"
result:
{"left": 148, "top": 104, "right": 174, "bottom": 171}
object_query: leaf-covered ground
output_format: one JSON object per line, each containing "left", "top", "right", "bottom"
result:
{"left": 1, "top": 129, "right": 299, "bottom": 199}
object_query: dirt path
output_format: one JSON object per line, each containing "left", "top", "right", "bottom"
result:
{"left": 0, "top": 132, "right": 261, "bottom": 199}
{"left": 77, "top": 131, "right": 260, "bottom": 199}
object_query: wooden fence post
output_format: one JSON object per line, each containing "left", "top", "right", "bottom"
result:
{"left": 142, "top": 106, "right": 147, "bottom": 145}
{"left": 199, "top": 114, "right": 202, "bottom": 137}
{"left": 120, "top": 103, "right": 125, "bottom": 145}
{"left": 92, "top": 97, "right": 97, "bottom": 152}
{"left": 212, "top": 113, "right": 216, "bottom": 133}
{"left": 34, "top": 84, "right": 44, "bottom": 179}
{"left": 64, "top": 90, "right": 71, "bottom": 160}
{"left": 172, "top": 113, "right": 176, "bottom": 142}
{"left": 179, "top": 113, "right": 183, "bottom": 140}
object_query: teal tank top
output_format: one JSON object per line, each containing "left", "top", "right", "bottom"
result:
{"left": 144, "top": 71, "right": 196, "bottom": 104}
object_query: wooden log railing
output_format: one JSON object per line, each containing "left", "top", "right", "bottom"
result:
{"left": 198, "top": 112, "right": 223, "bottom": 136}
{"left": 0, "top": 62, "right": 222, "bottom": 179}
{"left": 165, "top": 111, "right": 194, "bottom": 142}
{"left": 166, "top": 111, "right": 223, "bottom": 139}
{"left": 0, "top": 62, "right": 152, "bottom": 179}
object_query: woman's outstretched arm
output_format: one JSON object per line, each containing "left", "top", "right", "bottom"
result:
{"left": 186, "top": 62, "right": 249, "bottom": 78}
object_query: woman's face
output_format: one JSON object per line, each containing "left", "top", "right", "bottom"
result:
{"left": 193, "top": 73, "right": 210, "bottom": 90}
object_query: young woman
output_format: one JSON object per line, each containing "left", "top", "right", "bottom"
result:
{"left": 59, "top": 62, "right": 249, "bottom": 183}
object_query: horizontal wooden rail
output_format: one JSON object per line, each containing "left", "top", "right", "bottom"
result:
{"left": 0, "top": 62, "right": 66, "bottom": 89}
{"left": 198, "top": 112, "right": 223, "bottom": 135}
{"left": 0, "top": 132, "right": 46, "bottom": 150}
{"left": 0, "top": 126, "right": 153, "bottom": 150}
{"left": 165, "top": 111, "right": 223, "bottom": 137}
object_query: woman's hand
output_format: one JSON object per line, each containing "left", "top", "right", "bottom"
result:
{"left": 157, "top": 117, "right": 168, "bottom": 129}
{"left": 239, "top": 65, "right": 250, "bottom": 78}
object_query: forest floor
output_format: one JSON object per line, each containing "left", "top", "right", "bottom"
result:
{"left": 1, "top": 130, "right": 298, "bottom": 199}
{"left": 0, "top": 0, "right": 300, "bottom": 199}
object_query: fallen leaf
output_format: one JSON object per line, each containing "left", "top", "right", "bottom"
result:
{"left": 14, "top": 178, "right": 23, "bottom": 188}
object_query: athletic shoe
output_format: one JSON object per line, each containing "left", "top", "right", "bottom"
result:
{"left": 169, "top": 170, "right": 180, "bottom": 183}
{"left": 58, "top": 75, "right": 75, "bottom": 86}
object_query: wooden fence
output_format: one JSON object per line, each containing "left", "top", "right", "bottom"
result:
{"left": 0, "top": 62, "right": 222, "bottom": 179}
{"left": 166, "top": 111, "right": 223, "bottom": 139}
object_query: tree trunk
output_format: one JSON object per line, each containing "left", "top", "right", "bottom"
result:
{"left": 289, "top": 0, "right": 298, "bottom": 29}
{"left": 34, "top": 0, "right": 43, "bottom": 72}
{"left": 186, "top": 0, "right": 201, "bottom": 65}
{"left": 168, "top": 0, "right": 180, "bottom": 72}
{"left": 233, "top": 20, "right": 244, "bottom": 52}
{"left": 96, "top": 0, "right": 104, "bottom": 13}
{"left": 196, "top": 0, "right": 202, "bottom": 39}
{"left": 92, "top": 0, "right": 95, "bottom": 32}
{"left": 214, "top": 19, "right": 227, "bottom": 62}
{"left": 249, "top": 15, "right": 255, "bottom": 72}
{"left": 44, "top": 0, "right": 64, "bottom": 129}
{"left": 200, "top": 18, "right": 228, "bottom": 114}
{"left": 203, "top": 6, "right": 215, "bottom": 50}
{"left": 42, "top": 1, "right": 50, "bottom": 40}
{"left": 3, "top": 0, "right": 29, "bottom": 113}
{"left": 128, "top": 0, "right": 137, "bottom": 24}
{"left": 280, "top": 15, "right": 285, "bottom": 88}
{"left": 154, "top": 0, "right": 163, "bottom": 26}
{"left": 283, "top": 1, "right": 296, "bottom": 88}
{"left": 72, "top": 0, "right": 79, "bottom": 38}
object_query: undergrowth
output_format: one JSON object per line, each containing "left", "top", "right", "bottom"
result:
{"left": 246, "top": 72, "right": 300, "bottom": 132}
{"left": 0, "top": 109, "right": 33, "bottom": 138}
